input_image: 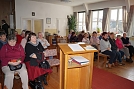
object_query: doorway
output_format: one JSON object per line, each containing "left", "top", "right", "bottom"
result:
{"left": 22, "top": 18, "right": 43, "bottom": 35}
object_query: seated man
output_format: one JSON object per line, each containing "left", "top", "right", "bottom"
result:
{"left": 100, "top": 32, "right": 116, "bottom": 68}
{"left": 109, "top": 32, "right": 124, "bottom": 65}
{"left": 121, "top": 33, "right": 134, "bottom": 59}
{"left": 0, "top": 32, "right": 7, "bottom": 49}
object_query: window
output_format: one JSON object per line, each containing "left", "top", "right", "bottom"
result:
{"left": 109, "top": 8, "right": 123, "bottom": 34}
{"left": 77, "top": 12, "right": 86, "bottom": 31}
{"left": 91, "top": 10, "right": 103, "bottom": 32}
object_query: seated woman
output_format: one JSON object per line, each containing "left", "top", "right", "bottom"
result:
{"left": 25, "top": 32, "right": 52, "bottom": 89}
{"left": 121, "top": 33, "right": 134, "bottom": 59}
{"left": 21, "top": 31, "right": 31, "bottom": 49}
{"left": 70, "top": 32, "right": 78, "bottom": 43}
{"left": 116, "top": 35, "right": 133, "bottom": 63}
{"left": 37, "top": 32, "right": 50, "bottom": 49}
{"left": 82, "top": 33, "right": 90, "bottom": 44}
{"left": 100, "top": 32, "right": 116, "bottom": 68}
{"left": 0, "top": 34, "right": 28, "bottom": 89}
{"left": 90, "top": 31, "right": 100, "bottom": 50}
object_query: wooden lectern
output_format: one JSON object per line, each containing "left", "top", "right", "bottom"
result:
{"left": 58, "top": 43, "right": 98, "bottom": 89}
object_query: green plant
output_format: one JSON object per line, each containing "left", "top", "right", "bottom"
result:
{"left": 97, "top": 27, "right": 101, "bottom": 33}
{"left": 67, "top": 15, "right": 77, "bottom": 32}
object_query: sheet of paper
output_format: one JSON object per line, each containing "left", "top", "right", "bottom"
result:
{"left": 68, "top": 44, "right": 85, "bottom": 51}
{"left": 84, "top": 46, "right": 97, "bottom": 50}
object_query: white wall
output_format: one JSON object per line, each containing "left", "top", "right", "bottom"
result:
{"left": 73, "top": 0, "right": 134, "bottom": 12}
{"left": 15, "top": 0, "right": 73, "bottom": 36}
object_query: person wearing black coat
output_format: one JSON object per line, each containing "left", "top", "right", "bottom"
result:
{"left": 1, "top": 20, "right": 9, "bottom": 37}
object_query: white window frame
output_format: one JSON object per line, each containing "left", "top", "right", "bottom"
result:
{"left": 109, "top": 7, "right": 123, "bottom": 33}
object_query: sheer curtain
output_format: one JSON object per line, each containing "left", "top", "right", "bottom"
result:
{"left": 85, "top": 10, "right": 92, "bottom": 31}
{"left": 123, "top": 5, "right": 134, "bottom": 33}
{"left": 102, "top": 8, "right": 109, "bottom": 32}
{"left": 128, "top": 5, "right": 134, "bottom": 36}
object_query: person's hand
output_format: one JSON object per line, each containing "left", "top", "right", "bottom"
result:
{"left": 107, "top": 48, "right": 111, "bottom": 50}
{"left": 8, "top": 61, "right": 21, "bottom": 66}
{"left": 117, "top": 49, "right": 119, "bottom": 51}
{"left": 32, "top": 53, "right": 37, "bottom": 58}
{"left": 127, "top": 44, "right": 130, "bottom": 46}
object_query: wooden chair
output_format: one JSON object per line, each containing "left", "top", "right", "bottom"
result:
{"left": 98, "top": 52, "right": 109, "bottom": 67}
{"left": 45, "top": 49, "right": 60, "bottom": 72}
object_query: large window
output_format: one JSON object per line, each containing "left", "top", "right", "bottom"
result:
{"left": 77, "top": 12, "right": 86, "bottom": 31}
{"left": 91, "top": 10, "right": 103, "bottom": 32}
{"left": 109, "top": 8, "right": 123, "bottom": 34}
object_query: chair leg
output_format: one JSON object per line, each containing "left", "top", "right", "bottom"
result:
{"left": 103, "top": 57, "right": 107, "bottom": 67}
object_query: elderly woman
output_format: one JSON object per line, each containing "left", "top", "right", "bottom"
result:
{"left": 37, "top": 32, "right": 50, "bottom": 49}
{"left": 116, "top": 35, "right": 133, "bottom": 63}
{"left": 100, "top": 32, "right": 116, "bottom": 68}
{"left": 0, "top": 34, "right": 28, "bottom": 89}
{"left": 21, "top": 31, "right": 31, "bottom": 49}
{"left": 25, "top": 32, "right": 52, "bottom": 89}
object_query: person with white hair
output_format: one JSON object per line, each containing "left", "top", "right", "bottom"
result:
{"left": 37, "top": 32, "right": 50, "bottom": 49}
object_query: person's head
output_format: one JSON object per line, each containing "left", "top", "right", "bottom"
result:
{"left": 102, "top": 32, "right": 108, "bottom": 39}
{"left": 21, "top": 30, "right": 26, "bottom": 38}
{"left": 117, "top": 35, "right": 121, "bottom": 39}
{"left": 92, "top": 31, "right": 97, "bottom": 37}
{"left": 110, "top": 32, "right": 115, "bottom": 39}
{"left": 25, "top": 31, "right": 31, "bottom": 39}
{"left": 14, "top": 31, "right": 18, "bottom": 35}
{"left": 1, "top": 20, "right": 6, "bottom": 24}
{"left": 27, "top": 32, "right": 37, "bottom": 42}
{"left": 81, "top": 31, "right": 85, "bottom": 35}
{"left": 7, "top": 34, "right": 17, "bottom": 46}
{"left": 84, "top": 33, "right": 88, "bottom": 38}
{"left": 0, "top": 32, "right": 6, "bottom": 41}
{"left": 38, "top": 32, "right": 44, "bottom": 39}
{"left": 123, "top": 33, "right": 127, "bottom": 38}
{"left": 71, "top": 32, "right": 76, "bottom": 37}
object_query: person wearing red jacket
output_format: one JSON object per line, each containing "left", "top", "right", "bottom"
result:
{"left": 0, "top": 34, "right": 28, "bottom": 89}
{"left": 15, "top": 31, "right": 23, "bottom": 44}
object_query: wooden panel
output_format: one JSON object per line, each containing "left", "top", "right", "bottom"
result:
{"left": 67, "top": 68, "right": 80, "bottom": 89}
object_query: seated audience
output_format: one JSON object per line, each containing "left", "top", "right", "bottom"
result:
{"left": 109, "top": 32, "right": 124, "bottom": 65}
{"left": 21, "top": 30, "right": 26, "bottom": 38}
{"left": 37, "top": 32, "right": 50, "bottom": 49}
{"left": 116, "top": 35, "right": 133, "bottom": 63}
{"left": 121, "top": 33, "right": 134, "bottom": 59}
{"left": 68, "top": 30, "right": 74, "bottom": 42}
{"left": 70, "top": 32, "right": 78, "bottom": 43}
{"left": 100, "top": 32, "right": 116, "bottom": 68}
{"left": 0, "top": 34, "right": 28, "bottom": 89}
{"left": 77, "top": 30, "right": 85, "bottom": 42}
{"left": 82, "top": 33, "right": 90, "bottom": 44}
{"left": 0, "top": 32, "right": 7, "bottom": 49}
{"left": 21, "top": 31, "right": 31, "bottom": 49}
{"left": 90, "top": 31, "right": 100, "bottom": 50}
{"left": 25, "top": 32, "right": 52, "bottom": 89}
{"left": 87, "top": 32, "right": 91, "bottom": 40}
{"left": 15, "top": 31, "right": 23, "bottom": 44}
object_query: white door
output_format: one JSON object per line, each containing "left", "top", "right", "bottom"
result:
{"left": 22, "top": 18, "right": 43, "bottom": 34}
{"left": 57, "top": 18, "right": 67, "bottom": 36}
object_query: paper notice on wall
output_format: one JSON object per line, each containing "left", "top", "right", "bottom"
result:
{"left": 68, "top": 44, "right": 85, "bottom": 51}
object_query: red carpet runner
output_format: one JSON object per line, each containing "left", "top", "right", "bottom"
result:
{"left": 92, "top": 67, "right": 134, "bottom": 89}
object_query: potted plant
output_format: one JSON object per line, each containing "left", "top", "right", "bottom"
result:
{"left": 67, "top": 15, "right": 77, "bottom": 32}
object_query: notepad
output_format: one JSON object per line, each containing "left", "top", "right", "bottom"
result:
{"left": 68, "top": 44, "right": 85, "bottom": 51}
{"left": 84, "top": 46, "right": 97, "bottom": 50}
{"left": 71, "top": 56, "right": 89, "bottom": 65}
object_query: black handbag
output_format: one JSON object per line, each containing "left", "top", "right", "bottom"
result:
{"left": 36, "top": 52, "right": 50, "bottom": 69}
{"left": 8, "top": 63, "right": 22, "bottom": 71}
{"left": 39, "top": 60, "right": 50, "bottom": 69}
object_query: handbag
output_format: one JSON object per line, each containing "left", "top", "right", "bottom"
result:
{"left": 36, "top": 52, "right": 50, "bottom": 69}
{"left": 39, "top": 60, "right": 50, "bottom": 69}
{"left": 8, "top": 63, "right": 22, "bottom": 71}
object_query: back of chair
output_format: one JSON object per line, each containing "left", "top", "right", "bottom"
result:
{"left": 45, "top": 49, "right": 57, "bottom": 57}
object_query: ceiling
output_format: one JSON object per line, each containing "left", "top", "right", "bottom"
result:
{"left": 30, "top": 0, "right": 111, "bottom": 6}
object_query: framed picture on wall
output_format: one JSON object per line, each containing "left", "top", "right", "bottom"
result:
{"left": 46, "top": 18, "right": 51, "bottom": 24}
